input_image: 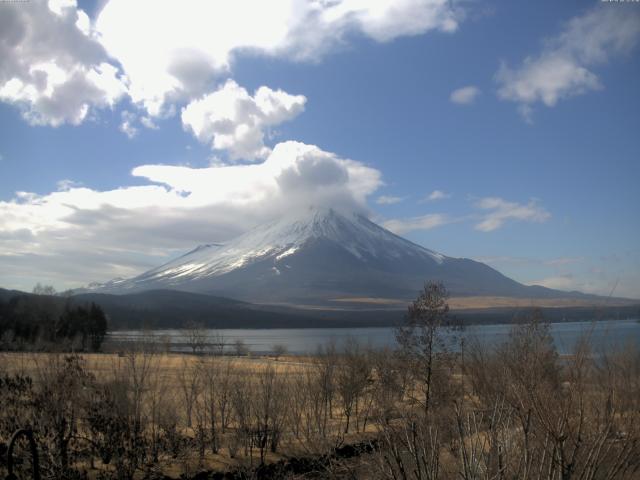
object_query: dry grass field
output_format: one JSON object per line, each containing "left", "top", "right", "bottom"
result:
{"left": 0, "top": 351, "right": 313, "bottom": 380}
{"left": 329, "top": 295, "right": 638, "bottom": 309}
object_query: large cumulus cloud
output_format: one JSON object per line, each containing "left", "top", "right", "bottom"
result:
{"left": 0, "top": 0, "right": 126, "bottom": 126}
{"left": 95, "top": 0, "right": 462, "bottom": 116}
{"left": 1, "top": 0, "right": 463, "bottom": 128}
{"left": 181, "top": 80, "right": 306, "bottom": 161}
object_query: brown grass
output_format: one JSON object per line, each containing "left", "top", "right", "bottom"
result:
{"left": 330, "top": 295, "right": 638, "bottom": 309}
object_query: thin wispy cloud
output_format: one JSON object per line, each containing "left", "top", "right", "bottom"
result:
{"left": 119, "top": 111, "right": 159, "bottom": 138}
{"left": 528, "top": 274, "right": 576, "bottom": 291}
{"left": 119, "top": 111, "right": 139, "bottom": 139}
{"left": 450, "top": 86, "right": 480, "bottom": 105}
{"left": 475, "top": 255, "right": 583, "bottom": 267}
{"left": 140, "top": 116, "right": 158, "bottom": 130}
{"left": 56, "top": 179, "right": 83, "bottom": 191}
{"left": 422, "top": 190, "right": 452, "bottom": 202}
{"left": 474, "top": 197, "right": 551, "bottom": 232}
{"left": 496, "top": 6, "right": 640, "bottom": 121}
{"left": 474, "top": 255, "right": 537, "bottom": 266}
{"left": 545, "top": 257, "right": 583, "bottom": 267}
{"left": 383, "top": 214, "right": 453, "bottom": 235}
{"left": 376, "top": 195, "right": 404, "bottom": 205}
{"left": 478, "top": 253, "right": 639, "bottom": 299}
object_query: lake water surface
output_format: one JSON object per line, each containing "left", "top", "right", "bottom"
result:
{"left": 109, "top": 319, "right": 640, "bottom": 355}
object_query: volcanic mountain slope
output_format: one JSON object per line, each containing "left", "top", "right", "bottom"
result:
{"left": 90, "top": 207, "right": 592, "bottom": 305}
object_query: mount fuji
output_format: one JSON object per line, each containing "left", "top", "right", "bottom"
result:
{"left": 87, "top": 207, "right": 592, "bottom": 306}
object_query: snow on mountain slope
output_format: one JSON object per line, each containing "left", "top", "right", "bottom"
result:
{"left": 90, "top": 206, "right": 585, "bottom": 304}
{"left": 109, "top": 207, "right": 442, "bottom": 288}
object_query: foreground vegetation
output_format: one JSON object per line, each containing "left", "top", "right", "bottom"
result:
{"left": 0, "top": 284, "right": 638, "bottom": 479}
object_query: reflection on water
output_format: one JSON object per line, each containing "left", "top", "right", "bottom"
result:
{"left": 109, "top": 319, "right": 640, "bottom": 355}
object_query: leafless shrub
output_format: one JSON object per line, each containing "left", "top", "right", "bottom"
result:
{"left": 460, "top": 312, "right": 640, "bottom": 480}
{"left": 235, "top": 339, "right": 249, "bottom": 356}
{"left": 375, "top": 413, "right": 441, "bottom": 480}
{"left": 184, "top": 321, "right": 208, "bottom": 354}
{"left": 336, "top": 338, "right": 372, "bottom": 434}
{"left": 272, "top": 344, "right": 287, "bottom": 361}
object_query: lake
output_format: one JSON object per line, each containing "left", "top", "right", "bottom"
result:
{"left": 109, "top": 319, "right": 640, "bottom": 355}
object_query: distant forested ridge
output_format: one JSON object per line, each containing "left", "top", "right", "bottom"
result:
{"left": 0, "top": 291, "right": 107, "bottom": 351}
{"left": 0, "top": 287, "right": 638, "bottom": 337}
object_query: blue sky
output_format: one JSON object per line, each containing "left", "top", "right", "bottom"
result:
{"left": 0, "top": 0, "right": 639, "bottom": 297}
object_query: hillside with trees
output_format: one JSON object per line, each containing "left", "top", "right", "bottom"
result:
{"left": 0, "top": 286, "right": 107, "bottom": 351}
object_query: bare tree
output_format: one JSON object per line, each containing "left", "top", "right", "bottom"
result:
{"left": 210, "top": 329, "right": 226, "bottom": 356}
{"left": 184, "top": 321, "right": 208, "bottom": 354}
{"left": 396, "top": 281, "right": 458, "bottom": 416}
{"left": 177, "top": 357, "right": 200, "bottom": 428}
{"left": 194, "top": 355, "right": 225, "bottom": 454}
{"left": 32, "top": 283, "right": 57, "bottom": 296}
{"left": 371, "top": 347, "right": 406, "bottom": 425}
{"left": 315, "top": 340, "right": 338, "bottom": 426}
{"left": 272, "top": 344, "right": 287, "bottom": 361}
{"left": 105, "top": 345, "right": 159, "bottom": 479}
{"left": 251, "top": 365, "right": 287, "bottom": 462}
{"left": 31, "top": 354, "right": 95, "bottom": 478}
{"left": 336, "top": 338, "right": 371, "bottom": 433}
{"left": 234, "top": 339, "right": 249, "bottom": 357}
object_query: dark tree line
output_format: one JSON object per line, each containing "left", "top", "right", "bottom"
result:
{"left": 0, "top": 293, "right": 107, "bottom": 351}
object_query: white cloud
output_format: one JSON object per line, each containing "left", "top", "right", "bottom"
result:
{"left": 478, "top": 254, "right": 639, "bottom": 299}
{"left": 140, "top": 116, "right": 158, "bottom": 130}
{"left": 383, "top": 213, "right": 451, "bottom": 235}
{"left": 119, "top": 110, "right": 138, "bottom": 139}
{"left": 474, "top": 197, "right": 550, "bottom": 232}
{"left": 450, "top": 85, "right": 480, "bottom": 105}
{"left": 119, "top": 111, "right": 161, "bottom": 138}
{"left": 1, "top": 0, "right": 465, "bottom": 130}
{"left": 0, "top": 141, "right": 382, "bottom": 286}
{"left": 528, "top": 264, "right": 640, "bottom": 299}
{"left": 48, "top": 0, "right": 77, "bottom": 17}
{"left": 181, "top": 80, "right": 306, "bottom": 161}
{"left": 376, "top": 195, "right": 404, "bottom": 205}
{"left": 496, "top": 6, "right": 640, "bottom": 120}
{"left": 476, "top": 255, "right": 583, "bottom": 268}
{"left": 528, "top": 274, "right": 577, "bottom": 291}
{"left": 56, "top": 179, "right": 82, "bottom": 191}
{"left": 423, "top": 189, "right": 451, "bottom": 202}
{"left": 95, "top": 0, "right": 463, "bottom": 116}
{"left": 0, "top": 1, "right": 127, "bottom": 126}
{"left": 545, "top": 257, "right": 582, "bottom": 267}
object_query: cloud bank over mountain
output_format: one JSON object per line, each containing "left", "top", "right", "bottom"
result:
{"left": 0, "top": 141, "right": 382, "bottom": 287}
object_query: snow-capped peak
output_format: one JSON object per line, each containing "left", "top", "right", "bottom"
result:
{"left": 93, "top": 206, "right": 447, "bottom": 293}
